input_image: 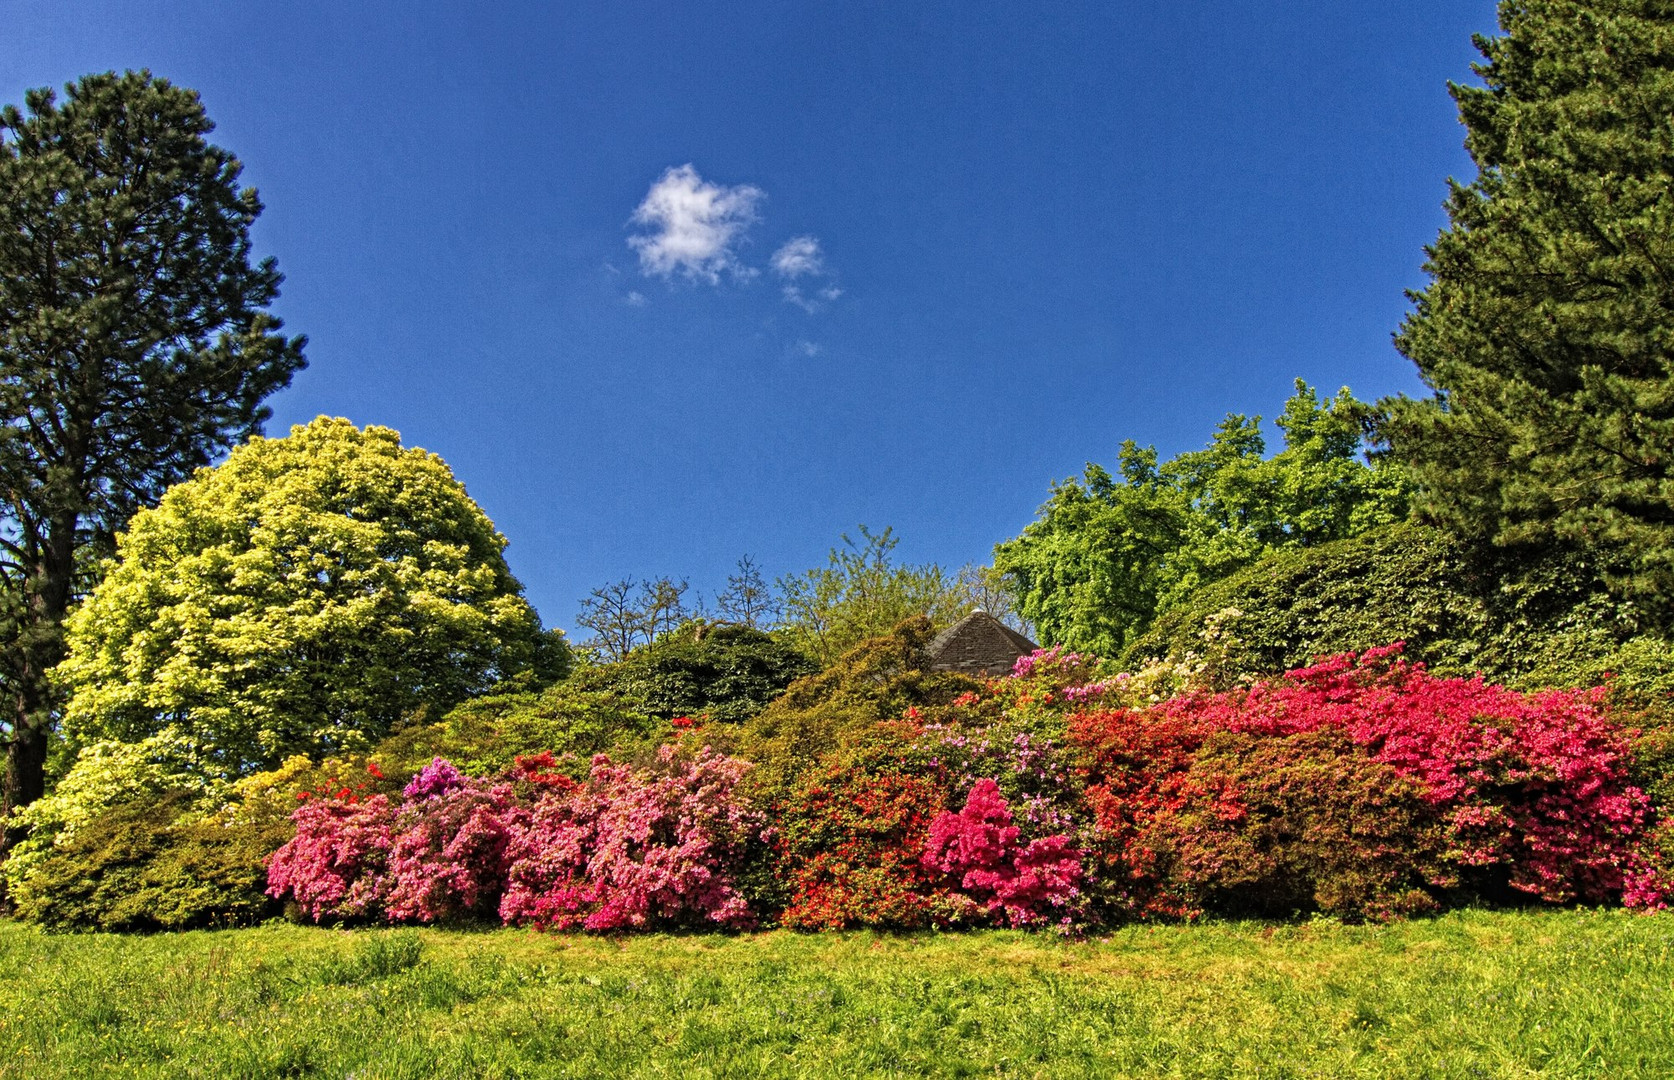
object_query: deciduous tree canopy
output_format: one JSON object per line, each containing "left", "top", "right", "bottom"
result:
{"left": 995, "top": 382, "right": 1408, "bottom": 657}
{"left": 55, "top": 417, "right": 559, "bottom": 771}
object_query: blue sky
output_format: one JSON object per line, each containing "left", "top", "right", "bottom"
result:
{"left": 9, "top": 1, "right": 1499, "bottom": 633}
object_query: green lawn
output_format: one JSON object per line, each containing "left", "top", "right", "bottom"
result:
{"left": 2, "top": 909, "right": 1669, "bottom": 1079}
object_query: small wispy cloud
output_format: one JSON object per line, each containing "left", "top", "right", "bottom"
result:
{"left": 772, "top": 235, "right": 840, "bottom": 312}
{"left": 795, "top": 339, "right": 822, "bottom": 358}
{"left": 627, "top": 164, "right": 764, "bottom": 283}
{"left": 625, "top": 290, "right": 647, "bottom": 307}
{"left": 771, "top": 235, "right": 824, "bottom": 278}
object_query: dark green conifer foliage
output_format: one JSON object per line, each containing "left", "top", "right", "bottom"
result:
{"left": 1385, "top": 1, "right": 1674, "bottom": 605}
{"left": 0, "top": 71, "right": 305, "bottom": 821}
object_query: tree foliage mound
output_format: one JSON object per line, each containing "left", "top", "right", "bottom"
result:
{"left": 55, "top": 417, "right": 562, "bottom": 771}
{"left": 571, "top": 621, "right": 817, "bottom": 725}
{"left": 1124, "top": 521, "right": 1674, "bottom": 700}
{"left": 996, "top": 382, "right": 1408, "bottom": 659}
{"left": 735, "top": 617, "right": 982, "bottom": 802}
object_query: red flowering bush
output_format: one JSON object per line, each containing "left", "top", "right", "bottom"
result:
{"left": 1070, "top": 646, "right": 1665, "bottom": 916}
{"left": 499, "top": 746, "right": 764, "bottom": 931}
{"left": 1154, "top": 729, "right": 1447, "bottom": 920}
{"left": 777, "top": 736, "right": 955, "bottom": 929}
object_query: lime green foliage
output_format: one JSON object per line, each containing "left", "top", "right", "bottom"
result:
{"left": 372, "top": 685, "right": 661, "bottom": 781}
{"left": 3, "top": 731, "right": 222, "bottom": 904}
{"left": 2, "top": 912, "right": 1671, "bottom": 1078}
{"left": 55, "top": 417, "right": 557, "bottom": 770}
{"left": 777, "top": 526, "right": 975, "bottom": 665}
{"left": 996, "top": 382, "right": 1408, "bottom": 658}
{"left": 572, "top": 621, "right": 817, "bottom": 724}
{"left": 4, "top": 793, "right": 282, "bottom": 931}
{"left": 1383, "top": 2, "right": 1674, "bottom": 608}
{"left": 3, "top": 745, "right": 389, "bottom": 930}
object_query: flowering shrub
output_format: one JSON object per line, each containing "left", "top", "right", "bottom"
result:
{"left": 383, "top": 777, "right": 523, "bottom": 922}
{"left": 499, "top": 746, "right": 764, "bottom": 931}
{"left": 265, "top": 791, "right": 399, "bottom": 921}
{"left": 777, "top": 736, "right": 955, "bottom": 929}
{"left": 1070, "top": 647, "right": 1665, "bottom": 914}
{"left": 266, "top": 747, "right": 765, "bottom": 930}
{"left": 923, "top": 779, "right": 1082, "bottom": 927}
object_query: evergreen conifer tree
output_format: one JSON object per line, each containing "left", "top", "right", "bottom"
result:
{"left": 0, "top": 72, "right": 305, "bottom": 821}
{"left": 1385, "top": 2, "right": 1674, "bottom": 602}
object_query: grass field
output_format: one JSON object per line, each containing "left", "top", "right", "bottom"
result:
{"left": 2, "top": 909, "right": 1670, "bottom": 1079}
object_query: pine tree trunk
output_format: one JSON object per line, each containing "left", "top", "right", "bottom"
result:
{"left": 2, "top": 516, "right": 77, "bottom": 851}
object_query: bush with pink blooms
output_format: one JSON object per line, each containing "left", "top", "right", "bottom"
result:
{"left": 267, "top": 749, "right": 767, "bottom": 929}
{"left": 498, "top": 746, "right": 764, "bottom": 931}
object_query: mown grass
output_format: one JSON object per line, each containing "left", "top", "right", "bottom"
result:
{"left": 1, "top": 909, "right": 1669, "bottom": 1078}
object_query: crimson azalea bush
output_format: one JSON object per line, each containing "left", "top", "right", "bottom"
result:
{"left": 775, "top": 735, "right": 954, "bottom": 929}
{"left": 1070, "top": 646, "right": 1667, "bottom": 918}
{"left": 922, "top": 778, "right": 1083, "bottom": 928}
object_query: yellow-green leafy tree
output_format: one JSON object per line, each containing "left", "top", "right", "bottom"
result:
{"left": 55, "top": 416, "right": 564, "bottom": 772}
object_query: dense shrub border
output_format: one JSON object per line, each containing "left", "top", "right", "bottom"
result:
{"left": 255, "top": 646, "right": 1669, "bottom": 933}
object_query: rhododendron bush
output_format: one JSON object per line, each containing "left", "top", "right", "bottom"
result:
{"left": 1070, "top": 646, "right": 1668, "bottom": 917}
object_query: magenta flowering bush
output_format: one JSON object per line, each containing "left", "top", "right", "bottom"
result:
{"left": 267, "top": 746, "right": 766, "bottom": 929}
{"left": 923, "top": 778, "right": 1082, "bottom": 927}
{"left": 383, "top": 779, "right": 524, "bottom": 922}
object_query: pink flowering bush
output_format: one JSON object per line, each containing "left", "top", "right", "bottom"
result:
{"left": 265, "top": 792, "right": 398, "bottom": 921}
{"left": 923, "top": 779, "right": 1082, "bottom": 927}
{"left": 499, "top": 746, "right": 765, "bottom": 931}
{"left": 382, "top": 766, "right": 525, "bottom": 922}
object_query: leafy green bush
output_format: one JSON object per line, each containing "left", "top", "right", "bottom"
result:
{"left": 736, "top": 617, "right": 981, "bottom": 803}
{"left": 6, "top": 746, "right": 398, "bottom": 931}
{"left": 571, "top": 621, "right": 816, "bottom": 724}
{"left": 1124, "top": 522, "right": 1674, "bottom": 693}
{"left": 8, "top": 792, "right": 286, "bottom": 931}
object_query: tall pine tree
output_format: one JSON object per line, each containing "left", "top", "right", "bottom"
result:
{"left": 0, "top": 72, "right": 305, "bottom": 826}
{"left": 1385, "top": 2, "right": 1674, "bottom": 603}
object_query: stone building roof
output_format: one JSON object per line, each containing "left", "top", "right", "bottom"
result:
{"left": 923, "top": 610, "right": 1038, "bottom": 677}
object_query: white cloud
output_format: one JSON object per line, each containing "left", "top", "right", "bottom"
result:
{"left": 625, "top": 290, "right": 647, "bottom": 307}
{"left": 796, "top": 339, "right": 822, "bottom": 358}
{"left": 627, "top": 164, "right": 764, "bottom": 283}
{"left": 772, "top": 235, "right": 841, "bottom": 312}
{"left": 771, "top": 235, "right": 824, "bottom": 278}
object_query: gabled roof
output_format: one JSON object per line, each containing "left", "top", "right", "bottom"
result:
{"left": 923, "top": 610, "right": 1039, "bottom": 676}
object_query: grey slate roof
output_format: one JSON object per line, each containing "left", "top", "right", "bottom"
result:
{"left": 923, "top": 610, "right": 1039, "bottom": 677}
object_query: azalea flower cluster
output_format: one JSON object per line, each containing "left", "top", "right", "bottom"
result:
{"left": 1069, "top": 645, "right": 1669, "bottom": 918}
{"left": 267, "top": 747, "right": 766, "bottom": 930}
